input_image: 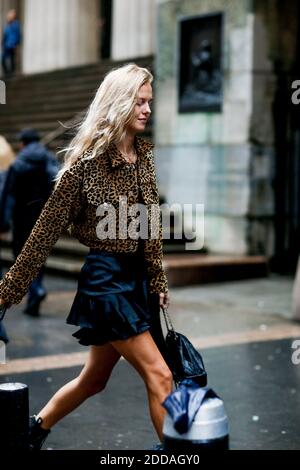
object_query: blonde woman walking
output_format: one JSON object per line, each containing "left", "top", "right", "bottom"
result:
{"left": 0, "top": 64, "right": 171, "bottom": 450}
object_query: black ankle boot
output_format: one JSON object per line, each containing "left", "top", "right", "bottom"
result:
{"left": 148, "top": 443, "right": 164, "bottom": 450}
{"left": 29, "top": 416, "right": 51, "bottom": 451}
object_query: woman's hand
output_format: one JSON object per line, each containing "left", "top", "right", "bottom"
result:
{"left": 159, "top": 292, "right": 170, "bottom": 310}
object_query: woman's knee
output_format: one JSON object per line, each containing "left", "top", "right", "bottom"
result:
{"left": 146, "top": 364, "right": 173, "bottom": 397}
{"left": 77, "top": 374, "right": 109, "bottom": 397}
{"left": 78, "top": 344, "right": 120, "bottom": 397}
{"left": 77, "top": 364, "right": 113, "bottom": 396}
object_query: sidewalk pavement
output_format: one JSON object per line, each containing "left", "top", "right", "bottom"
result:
{"left": 0, "top": 274, "right": 300, "bottom": 450}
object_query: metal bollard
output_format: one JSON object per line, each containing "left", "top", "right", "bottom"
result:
{"left": 163, "top": 394, "right": 229, "bottom": 451}
{"left": 0, "top": 383, "right": 29, "bottom": 450}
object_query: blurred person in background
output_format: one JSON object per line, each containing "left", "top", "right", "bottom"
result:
{"left": 0, "top": 135, "right": 15, "bottom": 343}
{"left": 0, "top": 129, "right": 59, "bottom": 317}
{"left": 1, "top": 9, "right": 21, "bottom": 78}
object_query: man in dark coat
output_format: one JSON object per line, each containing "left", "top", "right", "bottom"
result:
{"left": 1, "top": 9, "right": 21, "bottom": 78}
{"left": 0, "top": 128, "right": 59, "bottom": 316}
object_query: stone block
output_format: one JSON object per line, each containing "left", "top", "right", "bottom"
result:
{"left": 205, "top": 215, "right": 248, "bottom": 255}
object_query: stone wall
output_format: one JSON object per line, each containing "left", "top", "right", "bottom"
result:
{"left": 155, "top": 0, "right": 299, "bottom": 257}
{"left": 2, "top": 0, "right": 156, "bottom": 74}
{"left": 155, "top": 0, "right": 255, "bottom": 254}
{"left": 155, "top": 0, "right": 299, "bottom": 256}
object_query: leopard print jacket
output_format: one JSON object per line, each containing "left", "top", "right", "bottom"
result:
{"left": 0, "top": 137, "right": 168, "bottom": 304}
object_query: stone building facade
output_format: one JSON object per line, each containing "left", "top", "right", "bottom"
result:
{"left": 155, "top": 0, "right": 300, "bottom": 266}
{"left": 0, "top": 0, "right": 155, "bottom": 73}
{"left": 1, "top": 0, "right": 299, "bottom": 265}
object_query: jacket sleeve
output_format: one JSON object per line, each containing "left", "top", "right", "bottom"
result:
{"left": 0, "top": 160, "right": 84, "bottom": 304}
{"left": 143, "top": 154, "right": 168, "bottom": 294}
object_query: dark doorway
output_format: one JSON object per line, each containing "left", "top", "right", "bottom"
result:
{"left": 99, "top": 0, "right": 112, "bottom": 60}
{"left": 272, "top": 5, "right": 300, "bottom": 274}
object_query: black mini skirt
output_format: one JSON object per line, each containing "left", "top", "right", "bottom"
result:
{"left": 66, "top": 245, "right": 152, "bottom": 346}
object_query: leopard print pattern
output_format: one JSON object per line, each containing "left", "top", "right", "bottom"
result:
{"left": 0, "top": 137, "right": 168, "bottom": 304}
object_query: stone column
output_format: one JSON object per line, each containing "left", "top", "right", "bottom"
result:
{"left": 112, "top": 0, "right": 155, "bottom": 60}
{"left": 22, "top": 0, "right": 99, "bottom": 74}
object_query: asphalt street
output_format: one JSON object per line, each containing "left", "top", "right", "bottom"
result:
{"left": 1, "top": 273, "right": 300, "bottom": 450}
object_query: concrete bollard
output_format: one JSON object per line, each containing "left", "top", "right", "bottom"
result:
{"left": 0, "top": 383, "right": 29, "bottom": 450}
{"left": 163, "top": 393, "right": 229, "bottom": 451}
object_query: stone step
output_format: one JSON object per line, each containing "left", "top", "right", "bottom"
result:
{"left": 2, "top": 128, "right": 154, "bottom": 153}
{"left": 1, "top": 113, "right": 155, "bottom": 130}
{"left": 0, "top": 243, "right": 268, "bottom": 287}
{"left": 0, "top": 94, "right": 92, "bottom": 114}
{"left": 1, "top": 56, "right": 154, "bottom": 152}
{"left": 3, "top": 110, "right": 81, "bottom": 123}
{"left": 3, "top": 59, "right": 152, "bottom": 92}
{"left": 0, "top": 225, "right": 190, "bottom": 260}
{"left": 165, "top": 254, "right": 268, "bottom": 286}
{"left": 2, "top": 91, "right": 94, "bottom": 108}
{"left": 5, "top": 57, "right": 152, "bottom": 86}
{"left": 5, "top": 77, "right": 104, "bottom": 94}
{"left": 4, "top": 130, "right": 154, "bottom": 153}
{"left": 1, "top": 246, "right": 83, "bottom": 276}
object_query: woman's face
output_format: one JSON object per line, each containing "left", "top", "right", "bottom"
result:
{"left": 127, "top": 82, "right": 152, "bottom": 134}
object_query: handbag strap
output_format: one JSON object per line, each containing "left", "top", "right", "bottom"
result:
{"left": 0, "top": 304, "right": 8, "bottom": 322}
{"left": 162, "top": 307, "right": 178, "bottom": 338}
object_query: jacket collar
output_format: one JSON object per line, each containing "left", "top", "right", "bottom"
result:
{"left": 109, "top": 136, "right": 154, "bottom": 169}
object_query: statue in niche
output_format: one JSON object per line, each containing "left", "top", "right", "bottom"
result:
{"left": 180, "top": 38, "right": 222, "bottom": 112}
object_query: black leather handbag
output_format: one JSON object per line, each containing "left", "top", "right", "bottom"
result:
{"left": 0, "top": 304, "right": 9, "bottom": 344}
{"left": 161, "top": 308, "right": 207, "bottom": 387}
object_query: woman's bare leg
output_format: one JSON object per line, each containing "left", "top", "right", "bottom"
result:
{"left": 37, "top": 344, "right": 121, "bottom": 429}
{"left": 111, "top": 331, "right": 173, "bottom": 442}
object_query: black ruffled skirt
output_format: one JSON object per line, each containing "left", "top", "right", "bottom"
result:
{"left": 66, "top": 246, "right": 152, "bottom": 346}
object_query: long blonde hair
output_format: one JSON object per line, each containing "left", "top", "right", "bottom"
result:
{"left": 0, "top": 135, "right": 15, "bottom": 171}
{"left": 56, "top": 63, "right": 153, "bottom": 184}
